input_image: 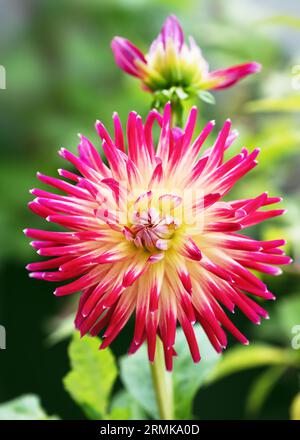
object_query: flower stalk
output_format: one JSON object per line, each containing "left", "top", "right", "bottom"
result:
{"left": 150, "top": 337, "right": 174, "bottom": 420}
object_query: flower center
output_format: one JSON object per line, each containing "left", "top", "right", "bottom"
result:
{"left": 124, "top": 207, "right": 179, "bottom": 252}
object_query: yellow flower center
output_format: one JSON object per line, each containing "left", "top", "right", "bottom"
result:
{"left": 123, "top": 191, "right": 183, "bottom": 253}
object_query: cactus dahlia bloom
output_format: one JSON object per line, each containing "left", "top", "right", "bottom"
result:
{"left": 25, "top": 104, "right": 290, "bottom": 370}
{"left": 111, "top": 15, "right": 261, "bottom": 98}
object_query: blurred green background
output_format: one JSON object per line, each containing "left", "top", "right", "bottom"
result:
{"left": 0, "top": 0, "right": 300, "bottom": 420}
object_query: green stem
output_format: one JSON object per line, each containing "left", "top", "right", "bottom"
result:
{"left": 172, "top": 98, "right": 183, "bottom": 128}
{"left": 150, "top": 337, "right": 174, "bottom": 420}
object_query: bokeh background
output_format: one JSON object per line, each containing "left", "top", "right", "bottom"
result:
{"left": 1, "top": 0, "right": 300, "bottom": 420}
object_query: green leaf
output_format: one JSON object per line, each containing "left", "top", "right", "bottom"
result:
{"left": 45, "top": 314, "right": 74, "bottom": 346}
{"left": 197, "top": 91, "right": 216, "bottom": 105}
{"left": 0, "top": 395, "right": 59, "bottom": 420}
{"left": 120, "top": 345, "right": 158, "bottom": 419}
{"left": 290, "top": 392, "right": 300, "bottom": 420}
{"left": 246, "top": 366, "right": 286, "bottom": 416}
{"left": 207, "top": 344, "right": 298, "bottom": 384}
{"left": 120, "top": 326, "right": 220, "bottom": 419}
{"left": 104, "top": 407, "right": 131, "bottom": 420}
{"left": 246, "top": 95, "right": 300, "bottom": 113}
{"left": 257, "top": 295, "right": 300, "bottom": 344}
{"left": 110, "top": 390, "right": 147, "bottom": 420}
{"left": 173, "top": 325, "right": 220, "bottom": 419}
{"left": 277, "top": 297, "right": 300, "bottom": 342}
{"left": 175, "top": 87, "right": 189, "bottom": 101}
{"left": 63, "top": 332, "right": 117, "bottom": 419}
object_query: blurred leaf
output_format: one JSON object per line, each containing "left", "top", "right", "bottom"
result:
{"left": 290, "top": 392, "right": 300, "bottom": 420}
{"left": 63, "top": 332, "right": 117, "bottom": 419}
{"left": 0, "top": 395, "right": 59, "bottom": 420}
{"left": 104, "top": 407, "right": 130, "bottom": 420}
{"left": 198, "top": 91, "right": 216, "bottom": 105}
{"left": 255, "top": 295, "right": 300, "bottom": 344}
{"left": 257, "top": 16, "right": 300, "bottom": 29}
{"left": 277, "top": 296, "right": 300, "bottom": 341}
{"left": 120, "top": 345, "right": 158, "bottom": 419}
{"left": 246, "top": 96, "right": 300, "bottom": 113}
{"left": 0, "top": 162, "right": 39, "bottom": 261}
{"left": 198, "top": 22, "right": 278, "bottom": 67}
{"left": 46, "top": 314, "right": 74, "bottom": 346}
{"left": 120, "top": 326, "right": 220, "bottom": 419}
{"left": 246, "top": 366, "right": 286, "bottom": 417}
{"left": 240, "top": 121, "right": 300, "bottom": 171}
{"left": 262, "top": 226, "right": 291, "bottom": 255}
{"left": 110, "top": 390, "right": 147, "bottom": 420}
{"left": 207, "top": 344, "right": 299, "bottom": 384}
{"left": 152, "top": 0, "right": 195, "bottom": 7}
{"left": 173, "top": 325, "right": 220, "bottom": 419}
{"left": 5, "top": 44, "right": 48, "bottom": 99}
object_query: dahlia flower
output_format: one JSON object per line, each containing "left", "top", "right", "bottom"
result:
{"left": 111, "top": 15, "right": 261, "bottom": 100}
{"left": 25, "top": 104, "right": 290, "bottom": 370}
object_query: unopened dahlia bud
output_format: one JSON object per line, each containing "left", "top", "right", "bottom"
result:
{"left": 111, "top": 15, "right": 261, "bottom": 106}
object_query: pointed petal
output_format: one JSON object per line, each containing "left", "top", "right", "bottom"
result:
{"left": 161, "top": 15, "right": 184, "bottom": 49}
{"left": 207, "top": 62, "right": 261, "bottom": 90}
{"left": 111, "top": 37, "right": 146, "bottom": 77}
